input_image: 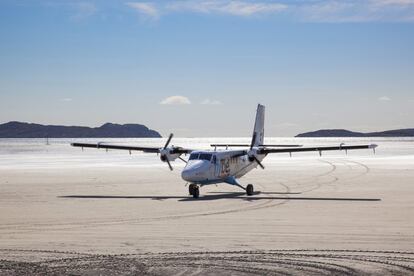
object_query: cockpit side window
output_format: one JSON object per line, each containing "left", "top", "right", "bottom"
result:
{"left": 189, "top": 153, "right": 199, "bottom": 160}
{"left": 199, "top": 153, "right": 212, "bottom": 161}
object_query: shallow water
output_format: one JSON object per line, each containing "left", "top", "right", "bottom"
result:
{"left": 0, "top": 137, "right": 413, "bottom": 169}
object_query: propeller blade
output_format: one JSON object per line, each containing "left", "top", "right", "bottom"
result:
{"left": 178, "top": 156, "right": 188, "bottom": 164}
{"left": 164, "top": 133, "right": 173, "bottom": 149}
{"left": 253, "top": 156, "right": 265, "bottom": 169}
{"left": 166, "top": 158, "right": 173, "bottom": 171}
{"left": 250, "top": 132, "right": 256, "bottom": 150}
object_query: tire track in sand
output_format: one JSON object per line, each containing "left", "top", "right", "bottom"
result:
{"left": 1, "top": 249, "right": 413, "bottom": 275}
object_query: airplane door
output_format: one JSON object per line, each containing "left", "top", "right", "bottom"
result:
{"left": 212, "top": 155, "right": 218, "bottom": 177}
{"left": 211, "top": 155, "right": 220, "bottom": 177}
{"left": 218, "top": 157, "right": 230, "bottom": 178}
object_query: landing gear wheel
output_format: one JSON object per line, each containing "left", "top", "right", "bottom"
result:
{"left": 188, "top": 184, "right": 196, "bottom": 195}
{"left": 193, "top": 186, "right": 200, "bottom": 198}
{"left": 246, "top": 184, "right": 254, "bottom": 196}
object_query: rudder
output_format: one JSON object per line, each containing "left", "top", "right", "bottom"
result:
{"left": 251, "top": 104, "right": 265, "bottom": 147}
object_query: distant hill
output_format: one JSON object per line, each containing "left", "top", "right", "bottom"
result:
{"left": 296, "top": 128, "right": 414, "bottom": 137}
{"left": 0, "top": 122, "right": 162, "bottom": 138}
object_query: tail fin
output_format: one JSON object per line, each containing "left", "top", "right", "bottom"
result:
{"left": 251, "top": 104, "right": 265, "bottom": 147}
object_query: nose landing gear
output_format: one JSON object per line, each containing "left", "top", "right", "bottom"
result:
{"left": 188, "top": 184, "right": 200, "bottom": 198}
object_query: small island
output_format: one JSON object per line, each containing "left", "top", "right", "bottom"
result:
{"left": 296, "top": 128, "right": 414, "bottom": 137}
{"left": 0, "top": 121, "right": 161, "bottom": 138}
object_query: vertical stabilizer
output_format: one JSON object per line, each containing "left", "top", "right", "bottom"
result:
{"left": 251, "top": 104, "right": 265, "bottom": 147}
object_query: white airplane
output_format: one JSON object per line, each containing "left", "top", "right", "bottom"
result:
{"left": 72, "top": 104, "right": 377, "bottom": 198}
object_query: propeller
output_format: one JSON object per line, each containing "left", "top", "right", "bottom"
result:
{"left": 248, "top": 132, "right": 265, "bottom": 169}
{"left": 253, "top": 156, "right": 265, "bottom": 169}
{"left": 250, "top": 132, "right": 256, "bottom": 150}
{"left": 248, "top": 154, "right": 265, "bottom": 169}
{"left": 164, "top": 133, "right": 173, "bottom": 149}
{"left": 160, "top": 133, "right": 175, "bottom": 171}
{"left": 165, "top": 158, "right": 173, "bottom": 171}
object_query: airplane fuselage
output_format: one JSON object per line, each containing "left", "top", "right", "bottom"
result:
{"left": 181, "top": 150, "right": 265, "bottom": 185}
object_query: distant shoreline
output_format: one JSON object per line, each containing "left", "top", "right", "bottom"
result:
{"left": 296, "top": 128, "right": 414, "bottom": 137}
{"left": 0, "top": 121, "right": 162, "bottom": 138}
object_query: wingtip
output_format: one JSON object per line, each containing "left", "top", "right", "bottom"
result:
{"left": 369, "top": 144, "right": 378, "bottom": 148}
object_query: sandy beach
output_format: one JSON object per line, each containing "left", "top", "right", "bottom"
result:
{"left": 1, "top": 138, "right": 413, "bottom": 275}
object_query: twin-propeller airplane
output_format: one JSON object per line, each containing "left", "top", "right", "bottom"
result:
{"left": 72, "top": 104, "right": 377, "bottom": 198}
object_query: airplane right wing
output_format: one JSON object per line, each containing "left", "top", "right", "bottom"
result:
{"left": 71, "top": 133, "right": 193, "bottom": 170}
{"left": 71, "top": 142, "right": 160, "bottom": 153}
{"left": 71, "top": 142, "right": 192, "bottom": 154}
{"left": 211, "top": 144, "right": 302, "bottom": 148}
{"left": 259, "top": 144, "right": 377, "bottom": 156}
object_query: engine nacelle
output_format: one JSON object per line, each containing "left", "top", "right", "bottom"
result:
{"left": 159, "top": 148, "right": 180, "bottom": 162}
{"left": 247, "top": 148, "right": 259, "bottom": 162}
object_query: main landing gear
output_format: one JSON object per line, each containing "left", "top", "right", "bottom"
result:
{"left": 246, "top": 184, "right": 254, "bottom": 196}
{"left": 188, "top": 183, "right": 254, "bottom": 198}
{"left": 188, "top": 184, "right": 199, "bottom": 198}
{"left": 235, "top": 183, "right": 254, "bottom": 196}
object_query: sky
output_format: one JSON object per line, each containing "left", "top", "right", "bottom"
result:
{"left": 0, "top": 0, "right": 413, "bottom": 137}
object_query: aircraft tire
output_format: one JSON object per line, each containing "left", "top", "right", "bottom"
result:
{"left": 246, "top": 184, "right": 254, "bottom": 196}
{"left": 193, "top": 187, "right": 200, "bottom": 198}
{"left": 189, "top": 184, "right": 195, "bottom": 195}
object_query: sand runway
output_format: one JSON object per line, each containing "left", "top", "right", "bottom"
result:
{"left": 1, "top": 138, "right": 413, "bottom": 275}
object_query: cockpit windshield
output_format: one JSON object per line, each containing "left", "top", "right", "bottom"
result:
{"left": 189, "top": 153, "right": 199, "bottom": 160}
{"left": 199, "top": 153, "right": 212, "bottom": 161}
{"left": 189, "top": 153, "right": 212, "bottom": 161}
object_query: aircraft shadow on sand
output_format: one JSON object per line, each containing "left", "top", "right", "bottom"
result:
{"left": 59, "top": 192, "right": 381, "bottom": 202}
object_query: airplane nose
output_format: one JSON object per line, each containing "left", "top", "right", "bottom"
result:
{"left": 181, "top": 160, "right": 209, "bottom": 182}
{"left": 181, "top": 168, "right": 194, "bottom": 182}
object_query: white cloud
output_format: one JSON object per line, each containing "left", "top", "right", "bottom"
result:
{"left": 126, "top": 2, "right": 159, "bottom": 19}
{"left": 373, "top": 0, "right": 414, "bottom": 6}
{"left": 61, "top": 98, "right": 73, "bottom": 102}
{"left": 378, "top": 96, "right": 391, "bottom": 101}
{"left": 122, "top": 0, "right": 414, "bottom": 22}
{"left": 296, "top": 0, "right": 414, "bottom": 22}
{"left": 49, "top": 0, "right": 414, "bottom": 23}
{"left": 160, "top": 95, "right": 191, "bottom": 105}
{"left": 167, "top": 1, "right": 287, "bottom": 16}
{"left": 201, "top": 99, "right": 223, "bottom": 105}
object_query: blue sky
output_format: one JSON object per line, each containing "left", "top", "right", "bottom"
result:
{"left": 1, "top": 0, "right": 413, "bottom": 137}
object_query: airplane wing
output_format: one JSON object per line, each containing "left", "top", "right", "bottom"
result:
{"left": 211, "top": 144, "right": 302, "bottom": 148}
{"left": 259, "top": 144, "right": 377, "bottom": 155}
{"left": 71, "top": 142, "right": 193, "bottom": 154}
{"left": 72, "top": 142, "right": 159, "bottom": 153}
